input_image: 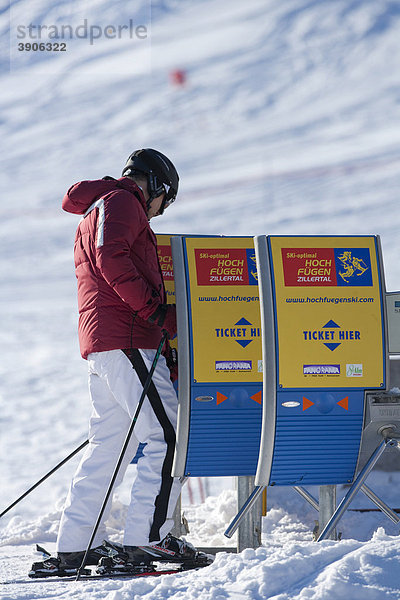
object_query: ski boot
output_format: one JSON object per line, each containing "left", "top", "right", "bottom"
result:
{"left": 143, "top": 534, "right": 214, "bottom": 569}
{"left": 28, "top": 542, "right": 111, "bottom": 578}
{"left": 97, "top": 535, "right": 213, "bottom": 575}
{"left": 97, "top": 540, "right": 155, "bottom": 576}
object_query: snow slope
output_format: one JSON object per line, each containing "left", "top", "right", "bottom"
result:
{"left": 1, "top": 0, "right": 400, "bottom": 598}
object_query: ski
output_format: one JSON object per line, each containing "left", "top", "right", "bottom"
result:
{"left": 22, "top": 539, "right": 213, "bottom": 584}
{"left": 3, "top": 566, "right": 193, "bottom": 585}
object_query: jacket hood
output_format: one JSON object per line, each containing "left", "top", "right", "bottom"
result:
{"left": 62, "top": 176, "right": 146, "bottom": 215}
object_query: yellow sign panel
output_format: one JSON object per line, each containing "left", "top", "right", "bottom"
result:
{"left": 156, "top": 233, "right": 175, "bottom": 300}
{"left": 269, "top": 236, "right": 385, "bottom": 389}
{"left": 184, "top": 237, "right": 262, "bottom": 383}
{"left": 156, "top": 233, "right": 177, "bottom": 352}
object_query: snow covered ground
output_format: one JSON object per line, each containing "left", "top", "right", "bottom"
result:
{"left": 2, "top": 474, "right": 400, "bottom": 599}
{"left": 1, "top": 0, "right": 400, "bottom": 598}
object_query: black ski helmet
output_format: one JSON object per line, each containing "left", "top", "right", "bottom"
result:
{"left": 122, "top": 148, "right": 179, "bottom": 214}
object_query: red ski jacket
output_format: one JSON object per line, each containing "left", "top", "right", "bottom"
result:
{"left": 62, "top": 176, "right": 166, "bottom": 359}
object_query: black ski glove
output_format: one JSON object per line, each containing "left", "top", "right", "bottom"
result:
{"left": 148, "top": 304, "right": 177, "bottom": 339}
{"left": 166, "top": 346, "right": 178, "bottom": 382}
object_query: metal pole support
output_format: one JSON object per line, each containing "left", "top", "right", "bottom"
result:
{"left": 317, "top": 438, "right": 396, "bottom": 541}
{"left": 319, "top": 485, "right": 337, "bottom": 540}
{"left": 361, "top": 484, "right": 400, "bottom": 524}
{"left": 224, "top": 484, "right": 264, "bottom": 540}
{"left": 293, "top": 486, "right": 319, "bottom": 511}
{"left": 236, "top": 476, "right": 262, "bottom": 551}
{"left": 171, "top": 494, "right": 184, "bottom": 538}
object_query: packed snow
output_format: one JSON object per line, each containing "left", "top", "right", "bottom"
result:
{"left": 1, "top": 0, "right": 400, "bottom": 598}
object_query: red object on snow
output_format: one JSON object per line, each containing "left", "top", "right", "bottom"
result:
{"left": 170, "top": 69, "right": 187, "bottom": 86}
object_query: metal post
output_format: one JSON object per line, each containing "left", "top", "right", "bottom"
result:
{"left": 171, "top": 476, "right": 190, "bottom": 538}
{"left": 361, "top": 484, "right": 400, "bottom": 524}
{"left": 292, "top": 486, "right": 319, "bottom": 512}
{"left": 319, "top": 485, "right": 337, "bottom": 540}
{"left": 171, "top": 495, "right": 183, "bottom": 538}
{"left": 317, "top": 438, "right": 395, "bottom": 541}
{"left": 224, "top": 484, "right": 265, "bottom": 540}
{"left": 236, "top": 476, "right": 262, "bottom": 551}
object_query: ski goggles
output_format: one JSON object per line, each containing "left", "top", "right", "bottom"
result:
{"left": 162, "top": 183, "right": 177, "bottom": 208}
{"left": 156, "top": 183, "right": 177, "bottom": 215}
{"left": 148, "top": 173, "right": 177, "bottom": 215}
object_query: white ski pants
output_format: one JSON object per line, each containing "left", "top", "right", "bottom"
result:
{"left": 56, "top": 348, "right": 181, "bottom": 552}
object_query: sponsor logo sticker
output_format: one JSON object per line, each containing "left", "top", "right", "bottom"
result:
{"left": 281, "top": 247, "right": 372, "bottom": 287}
{"left": 303, "top": 364, "right": 340, "bottom": 375}
{"left": 215, "top": 360, "right": 252, "bottom": 371}
{"left": 195, "top": 248, "right": 258, "bottom": 286}
{"left": 346, "top": 364, "right": 363, "bottom": 377}
{"left": 157, "top": 245, "right": 174, "bottom": 281}
{"left": 282, "top": 248, "right": 336, "bottom": 286}
{"left": 335, "top": 249, "right": 372, "bottom": 287}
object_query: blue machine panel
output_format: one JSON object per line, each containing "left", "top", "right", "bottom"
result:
{"left": 173, "top": 236, "right": 264, "bottom": 478}
{"left": 254, "top": 235, "right": 387, "bottom": 487}
{"left": 185, "top": 384, "right": 262, "bottom": 476}
{"left": 269, "top": 390, "right": 364, "bottom": 485}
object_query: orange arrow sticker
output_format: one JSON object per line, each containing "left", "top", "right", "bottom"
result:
{"left": 217, "top": 392, "right": 228, "bottom": 405}
{"left": 337, "top": 396, "right": 349, "bottom": 410}
{"left": 251, "top": 391, "right": 262, "bottom": 404}
{"left": 303, "top": 396, "right": 315, "bottom": 411}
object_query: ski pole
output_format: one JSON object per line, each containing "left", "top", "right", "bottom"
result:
{"left": 0, "top": 439, "right": 89, "bottom": 519}
{"left": 76, "top": 332, "right": 168, "bottom": 580}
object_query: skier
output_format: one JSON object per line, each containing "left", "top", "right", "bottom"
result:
{"left": 30, "top": 149, "right": 210, "bottom": 577}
